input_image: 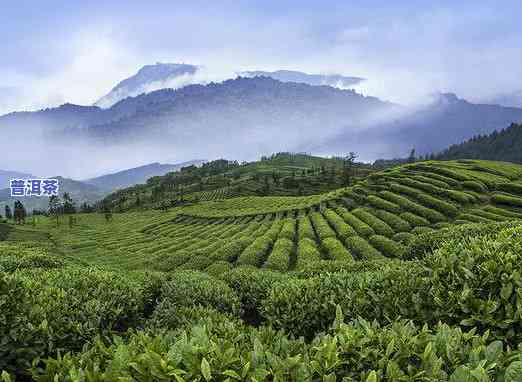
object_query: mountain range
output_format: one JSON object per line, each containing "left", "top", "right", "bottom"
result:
{"left": 2, "top": 63, "right": 522, "bottom": 179}
{"left": 0, "top": 160, "right": 202, "bottom": 212}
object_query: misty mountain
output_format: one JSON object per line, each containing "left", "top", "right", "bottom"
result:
{"left": 3, "top": 76, "right": 522, "bottom": 178}
{"left": 95, "top": 63, "right": 199, "bottom": 108}
{"left": 486, "top": 90, "right": 522, "bottom": 109}
{"left": 0, "top": 176, "right": 106, "bottom": 213}
{"left": 316, "top": 93, "right": 522, "bottom": 159}
{"left": 84, "top": 160, "right": 205, "bottom": 191}
{"left": 0, "top": 170, "right": 35, "bottom": 190}
{"left": 240, "top": 70, "right": 365, "bottom": 88}
{"left": 84, "top": 76, "right": 397, "bottom": 145}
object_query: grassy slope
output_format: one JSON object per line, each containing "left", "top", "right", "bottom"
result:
{"left": 103, "top": 153, "right": 374, "bottom": 211}
{"left": 5, "top": 159, "right": 522, "bottom": 271}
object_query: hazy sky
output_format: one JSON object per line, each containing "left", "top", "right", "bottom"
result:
{"left": 2, "top": 0, "right": 522, "bottom": 114}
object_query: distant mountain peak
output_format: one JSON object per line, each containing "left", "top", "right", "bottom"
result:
{"left": 95, "top": 62, "right": 200, "bottom": 108}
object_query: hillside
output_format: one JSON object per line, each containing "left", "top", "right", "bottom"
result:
{"left": 435, "top": 123, "right": 522, "bottom": 163}
{"left": 101, "top": 153, "right": 374, "bottom": 211}
{"left": 38, "top": 159, "right": 522, "bottom": 270}
{"left": 0, "top": 176, "right": 106, "bottom": 213}
{"left": 84, "top": 160, "right": 205, "bottom": 191}
{"left": 3, "top": 159, "right": 522, "bottom": 379}
{"left": 321, "top": 93, "right": 522, "bottom": 158}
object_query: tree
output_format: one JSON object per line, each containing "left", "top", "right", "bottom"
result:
{"left": 5, "top": 205, "right": 12, "bottom": 220}
{"left": 49, "top": 195, "right": 62, "bottom": 226}
{"left": 13, "top": 200, "right": 26, "bottom": 224}
{"left": 343, "top": 152, "right": 358, "bottom": 186}
{"left": 62, "top": 192, "right": 76, "bottom": 214}
{"left": 408, "top": 148, "right": 416, "bottom": 163}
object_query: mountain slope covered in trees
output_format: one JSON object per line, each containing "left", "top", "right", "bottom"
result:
{"left": 435, "top": 123, "right": 522, "bottom": 163}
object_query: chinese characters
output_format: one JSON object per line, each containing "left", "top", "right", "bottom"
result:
{"left": 9, "top": 179, "right": 59, "bottom": 197}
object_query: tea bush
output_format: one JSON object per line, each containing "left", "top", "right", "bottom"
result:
{"left": 352, "top": 208, "right": 395, "bottom": 237}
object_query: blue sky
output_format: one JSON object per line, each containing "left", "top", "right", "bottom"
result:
{"left": 2, "top": 0, "right": 522, "bottom": 113}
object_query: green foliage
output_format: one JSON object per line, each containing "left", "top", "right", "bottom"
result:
{"left": 321, "top": 237, "right": 353, "bottom": 262}
{"left": 352, "top": 208, "right": 395, "bottom": 237}
{"left": 371, "top": 208, "right": 411, "bottom": 232}
{"left": 237, "top": 219, "right": 283, "bottom": 267}
{"left": 0, "top": 243, "right": 64, "bottom": 272}
{"left": 369, "top": 234, "right": 406, "bottom": 258}
{"left": 389, "top": 183, "right": 460, "bottom": 217}
{"left": 222, "top": 266, "right": 289, "bottom": 322}
{"left": 399, "top": 211, "right": 430, "bottom": 226}
{"left": 344, "top": 236, "right": 382, "bottom": 260}
{"left": 151, "top": 270, "right": 240, "bottom": 328}
{"left": 462, "top": 180, "right": 488, "bottom": 193}
{"left": 335, "top": 206, "right": 375, "bottom": 237}
{"left": 296, "top": 237, "right": 322, "bottom": 267}
{"left": 366, "top": 195, "right": 400, "bottom": 213}
{"left": 323, "top": 208, "right": 357, "bottom": 240}
{"left": 204, "top": 260, "right": 233, "bottom": 277}
{"left": 422, "top": 225, "right": 522, "bottom": 342}
{"left": 262, "top": 266, "right": 424, "bottom": 338}
{"left": 265, "top": 237, "right": 293, "bottom": 271}
{"left": 380, "top": 191, "right": 446, "bottom": 223}
{"left": 492, "top": 193, "right": 522, "bottom": 207}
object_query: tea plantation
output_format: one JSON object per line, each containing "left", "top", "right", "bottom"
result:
{"left": 3, "top": 160, "right": 522, "bottom": 381}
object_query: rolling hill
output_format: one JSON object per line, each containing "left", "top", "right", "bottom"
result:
{"left": 84, "top": 160, "right": 205, "bottom": 191}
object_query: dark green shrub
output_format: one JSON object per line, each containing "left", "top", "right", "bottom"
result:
{"left": 422, "top": 225, "right": 522, "bottom": 342}
{"left": 205, "top": 260, "right": 233, "bottom": 277}
{"left": 371, "top": 208, "right": 411, "bottom": 232}
{"left": 32, "top": 313, "right": 522, "bottom": 382}
{"left": 265, "top": 237, "right": 293, "bottom": 271}
{"left": 296, "top": 237, "right": 322, "bottom": 268}
{"left": 492, "top": 193, "right": 522, "bottom": 208}
{"left": 352, "top": 208, "right": 395, "bottom": 237}
{"left": 462, "top": 180, "right": 487, "bottom": 192}
{"left": 344, "top": 236, "right": 382, "bottom": 260}
{"left": 498, "top": 182, "right": 522, "bottom": 196}
{"left": 399, "top": 211, "right": 430, "bottom": 226}
{"left": 369, "top": 235, "right": 406, "bottom": 258}
{"left": 262, "top": 265, "right": 426, "bottom": 338}
{"left": 178, "top": 254, "right": 215, "bottom": 271}
{"left": 0, "top": 272, "right": 37, "bottom": 376}
{"left": 152, "top": 271, "right": 240, "bottom": 327}
{"left": 222, "top": 266, "right": 289, "bottom": 323}
{"left": 335, "top": 206, "right": 374, "bottom": 237}
{"left": 321, "top": 237, "right": 353, "bottom": 262}
{"left": 411, "top": 226, "right": 434, "bottom": 235}
{"left": 390, "top": 183, "right": 459, "bottom": 217}
{"left": 213, "top": 236, "right": 253, "bottom": 262}
{"left": 295, "top": 258, "right": 398, "bottom": 277}
{"left": 323, "top": 209, "right": 357, "bottom": 240}
{"left": 237, "top": 220, "right": 283, "bottom": 267}
{"left": 366, "top": 195, "right": 400, "bottom": 213}
{"left": 380, "top": 191, "right": 446, "bottom": 223}
{"left": 393, "top": 232, "right": 416, "bottom": 246}
{"left": 152, "top": 250, "right": 191, "bottom": 271}
{"left": 309, "top": 212, "right": 336, "bottom": 240}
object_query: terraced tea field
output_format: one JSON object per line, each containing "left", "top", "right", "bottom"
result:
{"left": 41, "top": 160, "right": 522, "bottom": 271}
